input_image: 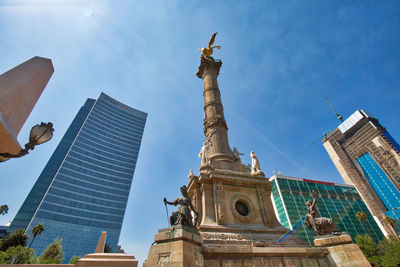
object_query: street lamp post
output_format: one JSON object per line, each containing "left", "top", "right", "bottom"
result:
{"left": 0, "top": 122, "right": 54, "bottom": 161}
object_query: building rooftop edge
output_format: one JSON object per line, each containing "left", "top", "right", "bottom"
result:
{"left": 323, "top": 109, "right": 378, "bottom": 142}
{"left": 99, "top": 92, "right": 148, "bottom": 117}
{"left": 269, "top": 174, "right": 354, "bottom": 188}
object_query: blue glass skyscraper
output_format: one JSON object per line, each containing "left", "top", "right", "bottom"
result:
{"left": 8, "top": 93, "right": 147, "bottom": 262}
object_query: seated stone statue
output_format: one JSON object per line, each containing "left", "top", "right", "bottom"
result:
{"left": 164, "top": 185, "right": 199, "bottom": 228}
{"left": 305, "top": 190, "right": 340, "bottom": 236}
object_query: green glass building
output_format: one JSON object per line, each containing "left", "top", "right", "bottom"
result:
{"left": 270, "top": 174, "right": 384, "bottom": 245}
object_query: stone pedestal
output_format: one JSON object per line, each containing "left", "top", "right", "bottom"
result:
{"left": 75, "top": 253, "right": 138, "bottom": 267}
{"left": 188, "top": 167, "right": 297, "bottom": 243}
{"left": 314, "top": 234, "right": 370, "bottom": 267}
{"left": 145, "top": 226, "right": 203, "bottom": 267}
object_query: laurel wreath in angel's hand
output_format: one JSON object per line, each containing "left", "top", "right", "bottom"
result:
{"left": 197, "top": 32, "right": 221, "bottom": 57}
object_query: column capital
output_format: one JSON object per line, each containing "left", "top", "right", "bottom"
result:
{"left": 196, "top": 56, "right": 222, "bottom": 79}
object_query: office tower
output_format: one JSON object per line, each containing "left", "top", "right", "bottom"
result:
{"left": 323, "top": 110, "right": 400, "bottom": 238}
{"left": 270, "top": 174, "right": 384, "bottom": 245}
{"left": 0, "top": 57, "right": 54, "bottom": 159}
{"left": 0, "top": 223, "right": 9, "bottom": 239}
{"left": 8, "top": 93, "right": 147, "bottom": 262}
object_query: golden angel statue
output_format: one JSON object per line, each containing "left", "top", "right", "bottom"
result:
{"left": 197, "top": 32, "right": 221, "bottom": 57}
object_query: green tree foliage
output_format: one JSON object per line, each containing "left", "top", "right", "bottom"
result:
{"left": 28, "top": 223, "right": 45, "bottom": 249}
{"left": 355, "top": 234, "right": 379, "bottom": 259}
{"left": 0, "top": 229, "right": 29, "bottom": 251}
{"left": 0, "top": 245, "right": 37, "bottom": 264}
{"left": 0, "top": 205, "right": 8, "bottom": 216}
{"left": 368, "top": 255, "right": 383, "bottom": 267}
{"left": 39, "top": 238, "right": 64, "bottom": 264}
{"left": 381, "top": 237, "right": 400, "bottom": 267}
{"left": 69, "top": 256, "right": 81, "bottom": 264}
{"left": 356, "top": 234, "right": 400, "bottom": 266}
{"left": 104, "top": 243, "right": 111, "bottom": 253}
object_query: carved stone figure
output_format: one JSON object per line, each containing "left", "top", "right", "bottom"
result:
{"left": 232, "top": 147, "right": 244, "bottom": 163}
{"left": 305, "top": 190, "right": 340, "bottom": 236}
{"left": 198, "top": 141, "right": 211, "bottom": 165}
{"left": 250, "top": 151, "right": 261, "bottom": 173}
{"left": 188, "top": 169, "right": 195, "bottom": 180}
{"left": 197, "top": 32, "right": 221, "bottom": 57}
{"left": 214, "top": 182, "right": 224, "bottom": 224}
{"left": 164, "top": 185, "right": 199, "bottom": 228}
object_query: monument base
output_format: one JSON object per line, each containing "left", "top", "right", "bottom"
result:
{"left": 314, "top": 234, "right": 370, "bottom": 267}
{"left": 144, "top": 225, "right": 203, "bottom": 267}
{"left": 145, "top": 226, "right": 344, "bottom": 267}
{"left": 202, "top": 244, "right": 330, "bottom": 266}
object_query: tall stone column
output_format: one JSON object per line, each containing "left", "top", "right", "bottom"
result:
{"left": 196, "top": 56, "right": 233, "bottom": 163}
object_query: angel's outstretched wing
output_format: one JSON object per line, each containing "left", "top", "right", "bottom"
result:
{"left": 208, "top": 32, "right": 218, "bottom": 48}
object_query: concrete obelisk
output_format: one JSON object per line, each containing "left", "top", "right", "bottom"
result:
{"left": 0, "top": 56, "right": 54, "bottom": 156}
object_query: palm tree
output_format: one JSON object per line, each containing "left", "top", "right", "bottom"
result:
{"left": 356, "top": 211, "right": 367, "bottom": 222}
{"left": 384, "top": 216, "right": 396, "bottom": 227}
{"left": 0, "top": 205, "right": 8, "bottom": 216}
{"left": 0, "top": 229, "right": 29, "bottom": 251}
{"left": 28, "top": 224, "right": 44, "bottom": 249}
{"left": 356, "top": 211, "right": 373, "bottom": 238}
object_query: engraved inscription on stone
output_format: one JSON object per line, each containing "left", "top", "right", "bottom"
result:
{"left": 200, "top": 232, "right": 274, "bottom": 241}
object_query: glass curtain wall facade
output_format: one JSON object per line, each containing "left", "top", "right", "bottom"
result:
{"left": 0, "top": 225, "right": 8, "bottom": 239}
{"left": 270, "top": 175, "right": 384, "bottom": 246}
{"left": 357, "top": 153, "right": 400, "bottom": 232}
{"left": 8, "top": 93, "right": 147, "bottom": 262}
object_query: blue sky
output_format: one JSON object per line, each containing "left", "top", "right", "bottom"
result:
{"left": 1, "top": 0, "right": 399, "bottom": 264}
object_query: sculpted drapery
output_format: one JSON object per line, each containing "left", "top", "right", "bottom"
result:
{"left": 305, "top": 190, "right": 340, "bottom": 236}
